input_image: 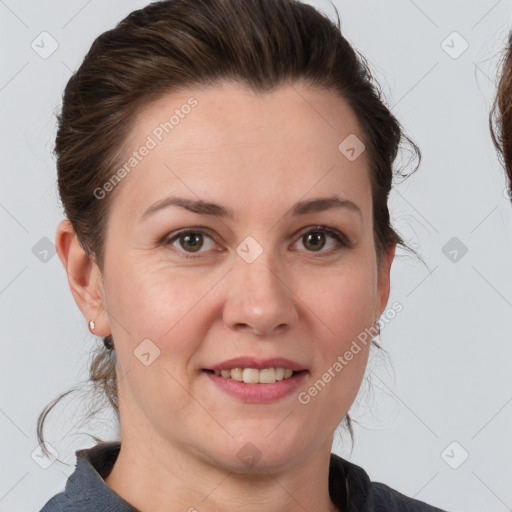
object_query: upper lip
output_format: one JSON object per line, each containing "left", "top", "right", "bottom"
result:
{"left": 205, "top": 357, "right": 308, "bottom": 372}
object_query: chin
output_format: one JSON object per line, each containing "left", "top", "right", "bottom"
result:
{"left": 203, "top": 435, "right": 302, "bottom": 474}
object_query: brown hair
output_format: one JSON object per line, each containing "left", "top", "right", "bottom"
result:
{"left": 490, "top": 33, "right": 512, "bottom": 191}
{"left": 37, "top": 0, "right": 420, "bottom": 456}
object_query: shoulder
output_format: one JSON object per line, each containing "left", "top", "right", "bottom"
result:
{"left": 38, "top": 481, "right": 101, "bottom": 512}
{"left": 39, "top": 492, "right": 73, "bottom": 512}
{"left": 370, "top": 481, "right": 449, "bottom": 511}
{"left": 38, "top": 442, "right": 136, "bottom": 512}
{"left": 329, "top": 453, "right": 449, "bottom": 512}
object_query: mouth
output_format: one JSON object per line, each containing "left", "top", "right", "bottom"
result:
{"left": 202, "top": 368, "right": 308, "bottom": 385}
{"left": 202, "top": 367, "right": 309, "bottom": 402}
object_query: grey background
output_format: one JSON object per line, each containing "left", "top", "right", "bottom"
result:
{"left": 1, "top": 0, "right": 512, "bottom": 510}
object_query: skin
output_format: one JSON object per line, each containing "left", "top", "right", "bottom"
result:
{"left": 56, "top": 80, "right": 395, "bottom": 512}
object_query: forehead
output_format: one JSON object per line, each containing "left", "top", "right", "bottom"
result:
{"left": 111, "top": 80, "right": 372, "bottom": 221}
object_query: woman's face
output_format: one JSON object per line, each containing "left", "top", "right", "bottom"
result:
{"left": 94, "top": 81, "right": 394, "bottom": 471}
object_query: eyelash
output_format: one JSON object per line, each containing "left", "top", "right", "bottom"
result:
{"left": 161, "top": 225, "right": 351, "bottom": 260}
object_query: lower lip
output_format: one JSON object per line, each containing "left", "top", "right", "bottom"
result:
{"left": 203, "top": 370, "right": 308, "bottom": 403}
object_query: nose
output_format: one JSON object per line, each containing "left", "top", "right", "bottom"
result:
{"left": 222, "top": 247, "right": 299, "bottom": 337}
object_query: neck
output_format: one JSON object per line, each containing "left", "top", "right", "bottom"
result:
{"left": 104, "top": 431, "right": 341, "bottom": 512}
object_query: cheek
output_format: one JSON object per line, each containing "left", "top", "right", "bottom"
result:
{"left": 296, "top": 260, "right": 377, "bottom": 406}
{"left": 105, "top": 260, "right": 220, "bottom": 417}
{"left": 107, "top": 245, "right": 378, "bottom": 356}
{"left": 104, "top": 255, "right": 221, "bottom": 359}
{"left": 298, "top": 260, "right": 378, "bottom": 341}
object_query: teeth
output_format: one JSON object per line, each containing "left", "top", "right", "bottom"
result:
{"left": 258, "top": 368, "right": 276, "bottom": 384}
{"left": 275, "top": 367, "right": 285, "bottom": 381}
{"left": 243, "top": 368, "right": 260, "bottom": 384}
{"left": 212, "top": 367, "right": 297, "bottom": 384}
{"left": 230, "top": 368, "right": 243, "bottom": 381}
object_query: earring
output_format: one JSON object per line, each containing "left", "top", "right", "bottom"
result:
{"left": 89, "top": 320, "right": 95, "bottom": 332}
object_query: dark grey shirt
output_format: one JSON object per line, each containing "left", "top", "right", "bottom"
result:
{"left": 39, "top": 442, "right": 449, "bottom": 511}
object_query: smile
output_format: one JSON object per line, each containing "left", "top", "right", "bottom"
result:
{"left": 205, "top": 367, "right": 300, "bottom": 384}
{"left": 202, "top": 369, "right": 308, "bottom": 403}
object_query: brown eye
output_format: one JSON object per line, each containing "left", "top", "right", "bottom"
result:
{"left": 163, "top": 225, "right": 349, "bottom": 260}
{"left": 179, "top": 232, "right": 203, "bottom": 252}
{"left": 293, "top": 226, "right": 349, "bottom": 255}
{"left": 303, "top": 231, "right": 326, "bottom": 251}
{"left": 164, "top": 229, "right": 218, "bottom": 258}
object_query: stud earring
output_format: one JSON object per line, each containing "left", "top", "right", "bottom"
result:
{"left": 89, "top": 320, "right": 95, "bottom": 332}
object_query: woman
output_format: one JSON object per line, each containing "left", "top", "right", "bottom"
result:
{"left": 37, "top": 0, "right": 447, "bottom": 510}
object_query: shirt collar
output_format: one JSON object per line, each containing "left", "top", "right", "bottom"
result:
{"left": 66, "top": 442, "right": 138, "bottom": 511}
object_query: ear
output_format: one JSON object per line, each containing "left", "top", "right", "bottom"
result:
{"left": 55, "top": 219, "right": 111, "bottom": 337}
{"left": 376, "top": 242, "right": 396, "bottom": 319}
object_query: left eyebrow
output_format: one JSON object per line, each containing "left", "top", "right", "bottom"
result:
{"left": 140, "top": 196, "right": 236, "bottom": 221}
{"left": 139, "top": 194, "right": 362, "bottom": 222}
